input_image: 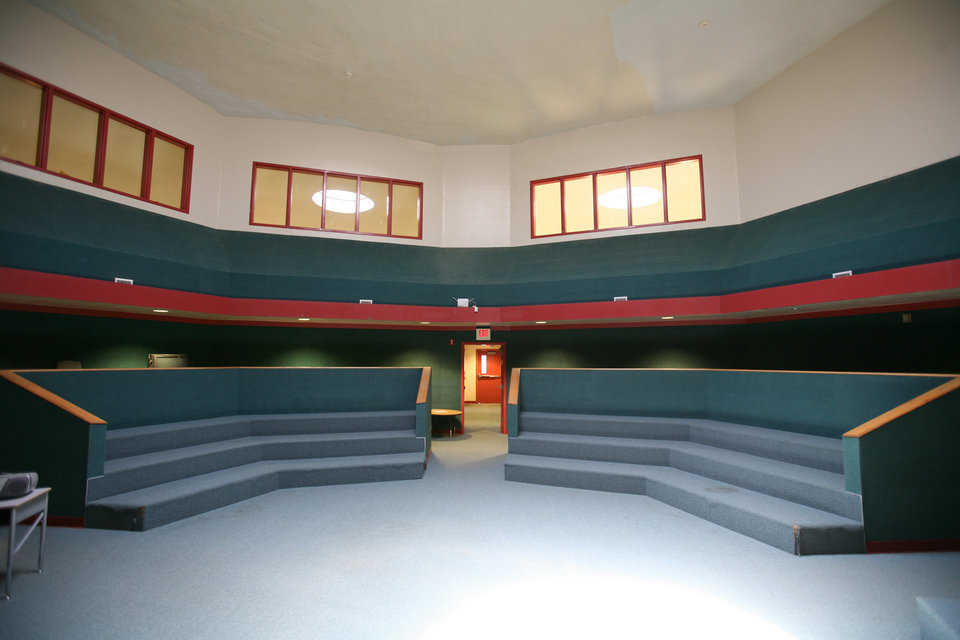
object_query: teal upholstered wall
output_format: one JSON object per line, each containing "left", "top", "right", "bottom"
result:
{"left": 514, "top": 369, "right": 946, "bottom": 438}
{"left": 844, "top": 384, "right": 960, "bottom": 545}
{"left": 1, "top": 154, "right": 958, "bottom": 305}
{"left": 20, "top": 368, "right": 423, "bottom": 430}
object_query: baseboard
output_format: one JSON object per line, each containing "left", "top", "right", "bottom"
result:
{"left": 48, "top": 515, "right": 84, "bottom": 528}
{"left": 866, "top": 539, "right": 960, "bottom": 553}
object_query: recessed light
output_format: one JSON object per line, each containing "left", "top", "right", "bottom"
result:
{"left": 661, "top": 316, "right": 674, "bottom": 320}
{"left": 297, "top": 317, "right": 310, "bottom": 321}
{"left": 535, "top": 321, "right": 547, "bottom": 324}
{"left": 698, "top": 19, "right": 711, "bottom": 29}
{"left": 152, "top": 309, "right": 168, "bottom": 313}
{"left": 419, "top": 321, "right": 431, "bottom": 325}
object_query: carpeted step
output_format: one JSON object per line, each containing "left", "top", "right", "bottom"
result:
{"left": 517, "top": 412, "right": 842, "bottom": 472}
{"left": 504, "top": 453, "right": 864, "bottom": 555}
{"left": 510, "top": 432, "right": 859, "bottom": 520}
{"left": 105, "top": 411, "right": 416, "bottom": 460}
{"left": 917, "top": 597, "right": 960, "bottom": 640}
{"left": 85, "top": 452, "right": 425, "bottom": 531}
{"left": 89, "top": 430, "right": 422, "bottom": 501}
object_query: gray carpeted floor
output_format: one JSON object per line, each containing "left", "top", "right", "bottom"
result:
{"left": 2, "top": 424, "right": 958, "bottom": 639}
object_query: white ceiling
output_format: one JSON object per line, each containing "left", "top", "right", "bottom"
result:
{"left": 29, "top": 0, "right": 891, "bottom": 145}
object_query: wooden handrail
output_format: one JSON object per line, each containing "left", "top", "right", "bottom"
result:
{"left": 844, "top": 376, "right": 960, "bottom": 438}
{"left": 501, "top": 367, "right": 956, "bottom": 377}
{"left": 0, "top": 371, "right": 106, "bottom": 425}
{"left": 508, "top": 368, "right": 521, "bottom": 405}
{"left": 417, "top": 367, "right": 431, "bottom": 404}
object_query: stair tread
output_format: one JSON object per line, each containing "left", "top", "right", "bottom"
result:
{"left": 105, "top": 430, "right": 418, "bottom": 472}
{"left": 513, "top": 432, "right": 845, "bottom": 489}
{"left": 505, "top": 453, "right": 861, "bottom": 528}
{"left": 90, "top": 452, "right": 425, "bottom": 507}
{"left": 107, "top": 410, "right": 415, "bottom": 440}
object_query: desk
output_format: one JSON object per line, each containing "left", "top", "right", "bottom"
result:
{"left": 431, "top": 409, "right": 463, "bottom": 438}
{"left": 1, "top": 487, "right": 50, "bottom": 600}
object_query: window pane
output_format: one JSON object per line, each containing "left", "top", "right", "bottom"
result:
{"left": 102, "top": 118, "right": 145, "bottom": 197}
{"left": 391, "top": 183, "right": 420, "bottom": 237}
{"left": 563, "top": 175, "right": 594, "bottom": 233}
{"left": 532, "top": 182, "right": 561, "bottom": 236}
{"left": 596, "top": 171, "right": 628, "bottom": 230}
{"left": 289, "top": 170, "right": 325, "bottom": 229}
{"left": 251, "top": 166, "right": 288, "bottom": 225}
{"left": 150, "top": 137, "right": 186, "bottom": 208}
{"left": 666, "top": 159, "right": 703, "bottom": 222}
{"left": 47, "top": 95, "right": 98, "bottom": 182}
{"left": 629, "top": 166, "right": 665, "bottom": 225}
{"left": 0, "top": 71, "right": 42, "bottom": 165}
{"left": 323, "top": 175, "right": 358, "bottom": 231}
{"left": 359, "top": 179, "right": 389, "bottom": 235}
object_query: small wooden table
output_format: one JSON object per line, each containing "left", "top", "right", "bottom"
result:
{"left": 1, "top": 487, "right": 50, "bottom": 600}
{"left": 431, "top": 409, "right": 463, "bottom": 438}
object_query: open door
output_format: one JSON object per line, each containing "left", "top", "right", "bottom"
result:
{"left": 461, "top": 342, "right": 507, "bottom": 433}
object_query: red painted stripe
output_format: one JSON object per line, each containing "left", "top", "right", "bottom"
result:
{"left": 0, "top": 260, "right": 957, "bottom": 327}
{"left": 866, "top": 539, "right": 960, "bottom": 553}
{"left": 48, "top": 516, "right": 84, "bottom": 528}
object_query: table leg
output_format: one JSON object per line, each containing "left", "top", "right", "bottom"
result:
{"left": 38, "top": 496, "right": 47, "bottom": 574}
{"left": 3, "top": 508, "right": 13, "bottom": 600}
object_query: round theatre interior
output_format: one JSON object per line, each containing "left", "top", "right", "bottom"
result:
{"left": 1, "top": 1, "right": 959, "bottom": 638}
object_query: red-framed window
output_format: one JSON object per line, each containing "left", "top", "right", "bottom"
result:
{"left": 250, "top": 161, "right": 423, "bottom": 240}
{"left": 0, "top": 62, "right": 193, "bottom": 213}
{"left": 530, "top": 155, "right": 704, "bottom": 238}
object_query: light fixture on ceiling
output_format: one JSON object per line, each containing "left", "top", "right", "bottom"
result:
{"left": 698, "top": 19, "right": 712, "bottom": 29}
{"left": 661, "top": 316, "right": 674, "bottom": 320}
{"left": 298, "top": 317, "right": 310, "bottom": 321}
{"left": 535, "top": 321, "right": 547, "bottom": 324}
{"left": 597, "top": 186, "right": 662, "bottom": 210}
{"left": 152, "top": 309, "right": 169, "bottom": 313}
{"left": 420, "top": 321, "right": 431, "bottom": 325}
{"left": 311, "top": 190, "right": 375, "bottom": 214}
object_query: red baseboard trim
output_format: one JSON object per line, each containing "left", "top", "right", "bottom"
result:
{"left": 866, "top": 539, "right": 960, "bottom": 553}
{"left": 48, "top": 516, "right": 84, "bottom": 528}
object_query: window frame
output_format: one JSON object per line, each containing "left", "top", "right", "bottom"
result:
{"left": 529, "top": 154, "right": 704, "bottom": 239}
{"left": 249, "top": 161, "right": 424, "bottom": 240}
{"left": 0, "top": 62, "right": 193, "bottom": 214}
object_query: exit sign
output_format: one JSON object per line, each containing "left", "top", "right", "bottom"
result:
{"left": 476, "top": 327, "right": 491, "bottom": 341}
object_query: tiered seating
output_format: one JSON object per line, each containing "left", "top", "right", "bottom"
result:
{"left": 506, "top": 412, "right": 863, "bottom": 554}
{"left": 86, "top": 411, "right": 425, "bottom": 530}
{"left": 917, "top": 597, "right": 960, "bottom": 640}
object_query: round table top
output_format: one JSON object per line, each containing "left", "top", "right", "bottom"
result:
{"left": 431, "top": 409, "right": 462, "bottom": 416}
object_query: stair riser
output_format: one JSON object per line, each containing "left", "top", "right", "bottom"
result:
{"left": 689, "top": 426, "right": 841, "bottom": 473}
{"left": 107, "top": 415, "right": 417, "bottom": 460}
{"left": 506, "top": 463, "right": 865, "bottom": 555}
{"left": 90, "top": 437, "right": 423, "bottom": 500}
{"left": 511, "top": 438, "right": 670, "bottom": 466}
{"left": 668, "top": 451, "right": 862, "bottom": 521}
{"left": 520, "top": 416, "right": 689, "bottom": 440}
{"left": 86, "top": 463, "right": 425, "bottom": 531}
{"left": 505, "top": 464, "right": 646, "bottom": 495}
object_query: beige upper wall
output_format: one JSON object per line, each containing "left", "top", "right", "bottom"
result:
{"left": 2, "top": 0, "right": 958, "bottom": 247}
{"left": 735, "top": 0, "right": 960, "bottom": 222}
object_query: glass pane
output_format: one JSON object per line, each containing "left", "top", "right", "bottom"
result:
{"left": 358, "top": 179, "right": 389, "bottom": 235}
{"left": 102, "top": 118, "right": 145, "bottom": 197}
{"left": 289, "top": 170, "right": 325, "bottom": 229}
{"left": 251, "top": 167, "right": 288, "bottom": 225}
{"left": 596, "top": 171, "right": 628, "bottom": 230}
{"left": 563, "top": 175, "right": 594, "bottom": 233}
{"left": 532, "top": 182, "right": 561, "bottom": 237}
{"left": 629, "top": 165, "right": 665, "bottom": 225}
{"left": 666, "top": 159, "right": 703, "bottom": 222}
{"left": 391, "top": 183, "right": 420, "bottom": 237}
{"left": 481, "top": 354, "right": 487, "bottom": 375}
{"left": 0, "top": 71, "right": 42, "bottom": 165}
{"left": 47, "top": 95, "right": 98, "bottom": 182}
{"left": 150, "top": 137, "right": 186, "bottom": 208}
{"left": 323, "top": 175, "right": 358, "bottom": 232}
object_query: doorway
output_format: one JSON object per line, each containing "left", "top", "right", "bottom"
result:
{"left": 460, "top": 342, "right": 507, "bottom": 434}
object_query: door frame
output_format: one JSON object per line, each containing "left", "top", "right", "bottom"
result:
{"left": 460, "top": 341, "right": 507, "bottom": 434}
